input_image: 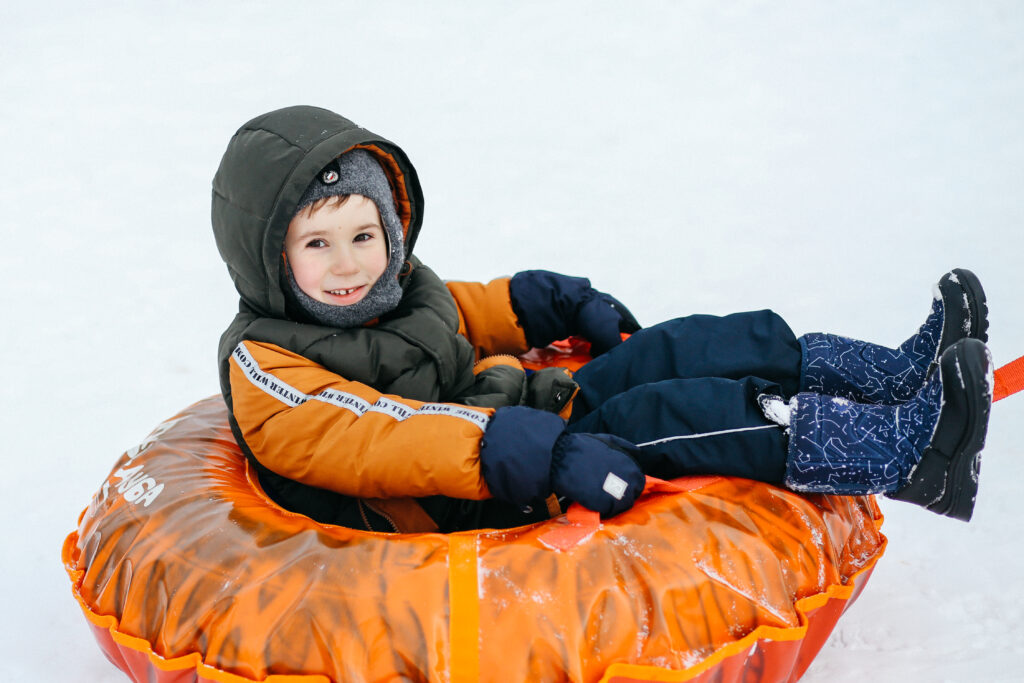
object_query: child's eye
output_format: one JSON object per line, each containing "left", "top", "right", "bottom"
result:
{"left": 353, "top": 232, "right": 375, "bottom": 243}
{"left": 306, "top": 238, "right": 327, "bottom": 248}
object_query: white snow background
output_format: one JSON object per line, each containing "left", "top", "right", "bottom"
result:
{"left": 2, "top": 2, "right": 1022, "bottom": 681}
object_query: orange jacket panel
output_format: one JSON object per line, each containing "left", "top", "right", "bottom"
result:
{"left": 229, "top": 340, "right": 493, "bottom": 500}
{"left": 446, "top": 278, "right": 530, "bottom": 360}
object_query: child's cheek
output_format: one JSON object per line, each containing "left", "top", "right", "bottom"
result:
{"left": 292, "top": 255, "right": 324, "bottom": 298}
{"left": 370, "top": 245, "right": 389, "bottom": 283}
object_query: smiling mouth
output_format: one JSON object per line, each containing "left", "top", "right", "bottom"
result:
{"left": 323, "top": 285, "right": 368, "bottom": 304}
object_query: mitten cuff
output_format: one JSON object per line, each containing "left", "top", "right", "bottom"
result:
{"left": 480, "top": 406, "right": 565, "bottom": 505}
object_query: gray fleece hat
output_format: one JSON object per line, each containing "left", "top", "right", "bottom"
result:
{"left": 284, "top": 149, "right": 405, "bottom": 328}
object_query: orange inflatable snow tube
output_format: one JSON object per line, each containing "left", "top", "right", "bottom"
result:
{"left": 64, "top": 387, "right": 886, "bottom": 683}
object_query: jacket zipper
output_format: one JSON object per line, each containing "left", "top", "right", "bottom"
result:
{"left": 473, "top": 354, "right": 521, "bottom": 369}
{"left": 358, "top": 500, "right": 398, "bottom": 532}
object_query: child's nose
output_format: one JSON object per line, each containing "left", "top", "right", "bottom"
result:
{"left": 330, "top": 247, "right": 359, "bottom": 274}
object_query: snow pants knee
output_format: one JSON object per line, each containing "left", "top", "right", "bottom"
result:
{"left": 569, "top": 310, "right": 802, "bottom": 485}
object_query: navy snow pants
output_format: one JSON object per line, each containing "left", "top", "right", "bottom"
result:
{"left": 567, "top": 310, "right": 802, "bottom": 485}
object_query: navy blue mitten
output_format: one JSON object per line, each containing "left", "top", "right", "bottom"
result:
{"left": 509, "top": 270, "right": 641, "bottom": 356}
{"left": 550, "top": 433, "right": 646, "bottom": 517}
{"left": 479, "top": 406, "right": 645, "bottom": 518}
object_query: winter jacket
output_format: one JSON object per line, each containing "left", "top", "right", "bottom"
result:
{"left": 212, "top": 106, "right": 576, "bottom": 530}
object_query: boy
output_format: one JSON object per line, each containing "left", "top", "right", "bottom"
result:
{"left": 213, "top": 105, "right": 992, "bottom": 532}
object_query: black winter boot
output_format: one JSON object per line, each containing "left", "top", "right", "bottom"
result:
{"left": 800, "top": 268, "right": 988, "bottom": 404}
{"left": 887, "top": 338, "right": 992, "bottom": 520}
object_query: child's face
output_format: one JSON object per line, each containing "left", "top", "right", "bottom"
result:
{"left": 284, "top": 195, "right": 390, "bottom": 307}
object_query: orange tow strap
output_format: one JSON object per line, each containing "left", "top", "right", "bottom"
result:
{"left": 995, "top": 355, "right": 1024, "bottom": 402}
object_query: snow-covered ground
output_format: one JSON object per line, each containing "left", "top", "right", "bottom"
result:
{"left": 3, "top": 2, "right": 1022, "bottom": 680}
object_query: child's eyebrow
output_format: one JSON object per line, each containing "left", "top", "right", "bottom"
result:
{"left": 291, "top": 228, "right": 330, "bottom": 241}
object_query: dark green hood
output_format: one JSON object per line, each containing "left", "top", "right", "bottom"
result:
{"left": 211, "top": 105, "right": 424, "bottom": 320}
{"left": 213, "top": 106, "right": 477, "bottom": 409}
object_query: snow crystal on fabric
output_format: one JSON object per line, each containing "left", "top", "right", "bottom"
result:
{"left": 757, "top": 393, "right": 793, "bottom": 428}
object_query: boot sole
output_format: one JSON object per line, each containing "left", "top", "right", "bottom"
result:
{"left": 890, "top": 339, "right": 991, "bottom": 520}
{"left": 938, "top": 268, "right": 989, "bottom": 353}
